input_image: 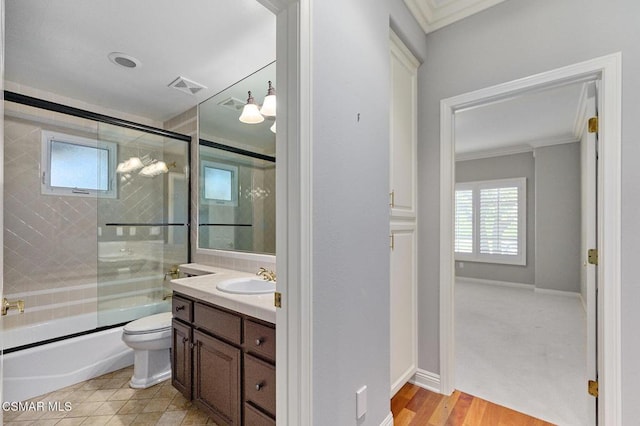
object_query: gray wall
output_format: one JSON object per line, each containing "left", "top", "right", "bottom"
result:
{"left": 535, "top": 143, "right": 581, "bottom": 293}
{"left": 416, "top": 0, "right": 640, "bottom": 421}
{"left": 455, "top": 152, "right": 535, "bottom": 285}
{"left": 309, "top": 0, "right": 426, "bottom": 424}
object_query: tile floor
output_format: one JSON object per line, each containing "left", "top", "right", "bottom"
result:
{"left": 3, "top": 366, "right": 218, "bottom": 425}
{"left": 455, "top": 279, "right": 589, "bottom": 425}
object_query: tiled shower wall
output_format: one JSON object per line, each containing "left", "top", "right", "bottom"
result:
{"left": 3, "top": 103, "right": 100, "bottom": 331}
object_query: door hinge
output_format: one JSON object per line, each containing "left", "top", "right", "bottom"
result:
{"left": 389, "top": 190, "right": 395, "bottom": 208}
{"left": 588, "top": 248, "right": 598, "bottom": 265}
{"left": 274, "top": 291, "right": 282, "bottom": 308}
{"left": 588, "top": 116, "right": 598, "bottom": 133}
{"left": 588, "top": 379, "right": 599, "bottom": 397}
{"left": 390, "top": 234, "right": 395, "bottom": 250}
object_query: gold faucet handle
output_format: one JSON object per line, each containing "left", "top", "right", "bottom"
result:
{"left": 164, "top": 265, "right": 180, "bottom": 281}
{"left": 256, "top": 267, "right": 276, "bottom": 282}
{"left": 2, "top": 298, "right": 25, "bottom": 316}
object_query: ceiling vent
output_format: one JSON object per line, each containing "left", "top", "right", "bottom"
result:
{"left": 217, "top": 96, "right": 246, "bottom": 112}
{"left": 168, "top": 76, "right": 207, "bottom": 95}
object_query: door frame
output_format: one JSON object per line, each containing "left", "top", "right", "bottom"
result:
{"left": 439, "top": 53, "right": 622, "bottom": 424}
{"left": 259, "top": 0, "right": 313, "bottom": 425}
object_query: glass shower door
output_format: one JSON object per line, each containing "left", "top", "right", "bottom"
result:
{"left": 96, "top": 123, "right": 189, "bottom": 327}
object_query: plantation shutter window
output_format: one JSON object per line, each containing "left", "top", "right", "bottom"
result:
{"left": 455, "top": 188, "right": 474, "bottom": 254}
{"left": 454, "top": 178, "right": 526, "bottom": 265}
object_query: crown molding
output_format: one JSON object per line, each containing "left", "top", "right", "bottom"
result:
{"left": 404, "top": 0, "right": 507, "bottom": 34}
{"left": 456, "top": 136, "right": 579, "bottom": 161}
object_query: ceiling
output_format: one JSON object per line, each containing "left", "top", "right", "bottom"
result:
{"left": 5, "top": 0, "right": 276, "bottom": 122}
{"left": 455, "top": 82, "right": 588, "bottom": 159}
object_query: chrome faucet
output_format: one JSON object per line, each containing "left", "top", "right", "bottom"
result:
{"left": 257, "top": 267, "right": 276, "bottom": 282}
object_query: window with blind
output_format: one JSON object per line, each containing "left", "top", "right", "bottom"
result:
{"left": 454, "top": 177, "right": 526, "bottom": 265}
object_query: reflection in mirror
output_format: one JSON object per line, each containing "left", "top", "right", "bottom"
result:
{"left": 198, "top": 62, "right": 276, "bottom": 255}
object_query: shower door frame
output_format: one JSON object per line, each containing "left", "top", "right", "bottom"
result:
{"left": 2, "top": 90, "right": 192, "bottom": 350}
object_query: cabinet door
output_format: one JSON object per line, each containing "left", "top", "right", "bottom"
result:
{"left": 193, "top": 330, "right": 241, "bottom": 425}
{"left": 390, "top": 224, "right": 417, "bottom": 395}
{"left": 172, "top": 319, "right": 192, "bottom": 399}
{"left": 389, "top": 31, "right": 419, "bottom": 219}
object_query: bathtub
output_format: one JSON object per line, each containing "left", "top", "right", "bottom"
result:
{"left": 3, "top": 325, "right": 133, "bottom": 402}
{"left": 3, "top": 297, "right": 171, "bottom": 402}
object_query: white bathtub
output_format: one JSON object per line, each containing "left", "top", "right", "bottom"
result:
{"left": 3, "top": 325, "right": 134, "bottom": 402}
{"left": 3, "top": 297, "right": 172, "bottom": 402}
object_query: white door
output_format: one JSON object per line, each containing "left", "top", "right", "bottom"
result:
{"left": 389, "top": 224, "right": 417, "bottom": 395}
{"left": 581, "top": 83, "right": 598, "bottom": 425}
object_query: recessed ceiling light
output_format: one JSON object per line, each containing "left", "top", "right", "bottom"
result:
{"left": 108, "top": 52, "right": 141, "bottom": 69}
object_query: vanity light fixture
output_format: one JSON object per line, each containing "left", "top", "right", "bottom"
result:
{"left": 116, "top": 157, "right": 144, "bottom": 173}
{"left": 139, "top": 160, "right": 169, "bottom": 177}
{"left": 239, "top": 91, "right": 264, "bottom": 124}
{"left": 260, "top": 81, "right": 276, "bottom": 117}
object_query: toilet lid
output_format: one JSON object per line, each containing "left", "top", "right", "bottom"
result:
{"left": 124, "top": 312, "right": 172, "bottom": 334}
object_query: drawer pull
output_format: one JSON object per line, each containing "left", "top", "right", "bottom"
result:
{"left": 255, "top": 381, "right": 265, "bottom": 391}
{"left": 182, "top": 337, "right": 189, "bottom": 344}
{"left": 255, "top": 338, "right": 264, "bottom": 346}
{"left": 175, "top": 305, "right": 185, "bottom": 312}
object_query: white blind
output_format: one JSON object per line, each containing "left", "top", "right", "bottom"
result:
{"left": 455, "top": 189, "right": 474, "bottom": 253}
{"left": 479, "top": 186, "right": 519, "bottom": 256}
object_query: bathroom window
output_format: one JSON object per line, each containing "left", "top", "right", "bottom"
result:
{"left": 455, "top": 177, "right": 526, "bottom": 265}
{"left": 201, "top": 160, "right": 238, "bottom": 206}
{"left": 41, "top": 130, "right": 117, "bottom": 198}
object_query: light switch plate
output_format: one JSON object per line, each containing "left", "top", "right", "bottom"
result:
{"left": 356, "top": 385, "right": 367, "bottom": 419}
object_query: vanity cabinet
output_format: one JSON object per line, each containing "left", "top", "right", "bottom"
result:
{"left": 171, "top": 293, "right": 276, "bottom": 425}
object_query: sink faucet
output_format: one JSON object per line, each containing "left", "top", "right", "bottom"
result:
{"left": 257, "top": 267, "right": 276, "bottom": 282}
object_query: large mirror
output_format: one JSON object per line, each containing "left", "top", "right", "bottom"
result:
{"left": 198, "top": 62, "right": 276, "bottom": 255}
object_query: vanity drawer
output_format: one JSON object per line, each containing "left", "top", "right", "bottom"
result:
{"left": 194, "top": 302, "right": 241, "bottom": 345}
{"left": 245, "top": 320, "right": 275, "bottom": 363}
{"left": 244, "top": 354, "right": 276, "bottom": 416}
{"left": 172, "top": 294, "right": 193, "bottom": 323}
{"left": 244, "top": 402, "right": 275, "bottom": 426}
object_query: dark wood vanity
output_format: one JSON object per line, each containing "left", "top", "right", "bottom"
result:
{"left": 171, "top": 293, "right": 276, "bottom": 425}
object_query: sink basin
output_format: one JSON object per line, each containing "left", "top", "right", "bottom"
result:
{"left": 216, "top": 277, "right": 276, "bottom": 295}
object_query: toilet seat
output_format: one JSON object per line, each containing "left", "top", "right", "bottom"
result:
{"left": 123, "top": 312, "right": 172, "bottom": 335}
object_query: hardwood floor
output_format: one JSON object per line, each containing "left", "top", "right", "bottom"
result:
{"left": 391, "top": 383, "right": 556, "bottom": 426}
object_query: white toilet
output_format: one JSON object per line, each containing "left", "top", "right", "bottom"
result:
{"left": 121, "top": 311, "right": 173, "bottom": 388}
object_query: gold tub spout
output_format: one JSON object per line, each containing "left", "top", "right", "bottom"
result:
{"left": 2, "top": 298, "right": 25, "bottom": 316}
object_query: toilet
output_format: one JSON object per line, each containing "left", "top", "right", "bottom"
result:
{"left": 121, "top": 311, "right": 173, "bottom": 388}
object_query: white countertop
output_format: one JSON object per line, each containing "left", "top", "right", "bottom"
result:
{"left": 171, "top": 265, "right": 276, "bottom": 324}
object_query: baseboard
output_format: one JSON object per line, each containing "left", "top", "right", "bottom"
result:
{"left": 410, "top": 369, "right": 441, "bottom": 393}
{"left": 534, "top": 287, "right": 580, "bottom": 298}
{"left": 391, "top": 366, "right": 418, "bottom": 397}
{"left": 455, "top": 276, "right": 533, "bottom": 290}
{"left": 380, "top": 412, "right": 394, "bottom": 426}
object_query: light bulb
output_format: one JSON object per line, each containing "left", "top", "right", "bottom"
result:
{"left": 239, "top": 91, "right": 264, "bottom": 124}
{"left": 260, "top": 81, "right": 276, "bottom": 117}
